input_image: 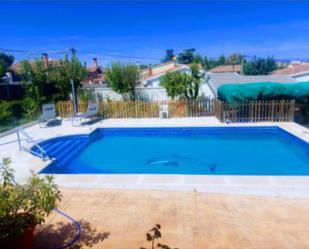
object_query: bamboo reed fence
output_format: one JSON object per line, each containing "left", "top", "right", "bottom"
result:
{"left": 216, "top": 100, "right": 295, "bottom": 123}
{"left": 55, "top": 99, "right": 295, "bottom": 123}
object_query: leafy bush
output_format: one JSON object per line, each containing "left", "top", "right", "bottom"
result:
{"left": 160, "top": 71, "right": 187, "bottom": 99}
{"left": 106, "top": 62, "right": 140, "bottom": 100}
{"left": 0, "top": 158, "right": 62, "bottom": 238}
{"left": 78, "top": 89, "right": 93, "bottom": 102}
{"left": 0, "top": 100, "right": 12, "bottom": 125}
{"left": 160, "top": 63, "right": 205, "bottom": 100}
{"left": 242, "top": 56, "right": 277, "bottom": 75}
{"left": 9, "top": 101, "right": 23, "bottom": 119}
{"left": 21, "top": 97, "right": 39, "bottom": 119}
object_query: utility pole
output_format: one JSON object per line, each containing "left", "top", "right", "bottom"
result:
{"left": 71, "top": 79, "right": 77, "bottom": 115}
{"left": 70, "top": 47, "right": 78, "bottom": 115}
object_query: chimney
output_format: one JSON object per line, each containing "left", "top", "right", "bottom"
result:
{"left": 92, "top": 58, "right": 98, "bottom": 70}
{"left": 42, "top": 53, "right": 49, "bottom": 67}
{"left": 148, "top": 64, "right": 153, "bottom": 76}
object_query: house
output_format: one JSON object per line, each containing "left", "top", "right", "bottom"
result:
{"left": 271, "top": 62, "right": 309, "bottom": 82}
{"left": 81, "top": 58, "right": 106, "bottom": 85}
{"left": 86, "top": 61, "right": 213, "bottom": 101}
{"left": 206, "top": 72, "right": 296, "bottom": 97}
{"left": 141, "top": 61, "right": 191, "bottom": 87}
{"left": 209, "top": 64, "right": 242, "bottom": 74}
{"left": 140, "top": 61, "right": 217, "bottom": 99}
{"left": 86, "top": 61, "right": 184, "bottom": 101}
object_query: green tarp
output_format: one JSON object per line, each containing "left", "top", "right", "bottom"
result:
{"left": 218, "top": 82, "right": 309, "bottom": 103}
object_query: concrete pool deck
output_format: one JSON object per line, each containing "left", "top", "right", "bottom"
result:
{"left": 1, "top": 117, "right": 309, "bottom": 198}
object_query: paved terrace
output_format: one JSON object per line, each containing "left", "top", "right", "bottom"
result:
{"left": 1, "top": 117, "right": 309, "bottom": 198}
{"left": 35, "top": 188, "right": 309, "bottom": 249}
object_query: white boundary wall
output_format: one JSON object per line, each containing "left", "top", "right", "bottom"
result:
{"left": 89, "top": 84, "right": 214, "bottom": 101}
{"left": 93, "top": 87, "right": 169, "bottom": 101}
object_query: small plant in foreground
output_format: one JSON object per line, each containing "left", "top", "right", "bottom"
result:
{"left": 0, "top": 157, "right": 62, "bottom": 249}
{"left": 140, "top": 224, "right": 178, "bottom": 249}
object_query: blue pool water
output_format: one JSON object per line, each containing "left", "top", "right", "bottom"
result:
{"left": 35, "top": 127, "right": 309, "bottom": 175}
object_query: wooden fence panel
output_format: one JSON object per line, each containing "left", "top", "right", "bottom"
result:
{"left": 215, "top": 99, "right": 295, "bottom": 123}
{"left": 55, "top": 99, "right": 295, "bottom": 123}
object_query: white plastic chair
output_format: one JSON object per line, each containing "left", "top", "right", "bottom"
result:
{"left": 159, "top": 104, "right": 169, "bottom": 119}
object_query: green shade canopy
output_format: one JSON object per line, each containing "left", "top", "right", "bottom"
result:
{"left": 218, "top": 82, "right": 309, "bottom": 103}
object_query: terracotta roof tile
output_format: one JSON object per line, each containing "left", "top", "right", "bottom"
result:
{"left": 209, "top": 65, "right": 242, "bottom": 73}
{"left": 271, "top": 63, "right": 309, "bottom": 75}
{"left": 141, "top": 62, "right": 189, "bottom": 81}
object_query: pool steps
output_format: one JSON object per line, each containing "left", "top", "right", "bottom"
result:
{"left": 31, "top": 137, "right": 90, "bottom": 166}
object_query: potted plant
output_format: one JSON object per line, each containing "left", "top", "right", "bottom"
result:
{"left": 0, "top": 158, "right": 62, "bottom": 249}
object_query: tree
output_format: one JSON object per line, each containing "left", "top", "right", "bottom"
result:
{"left": 48, "top": 56, "right": 71, "bottom": 101}
{"left": 0, "top": 52, "right": 14, "bottom": 80}
{"left": 161, "top": 49, "right": 175, "bottom": 63}
{"left": 159, "top": 71, "right": 187, "bottom": 99}
{"left": 185, "top": 63, "right": 205, "bottom": 99}
{"left": 160, "top": 63, "right": 204, "bottom": 99}
{"left": 227, "top": 53, "right": 244, "bottom": 65}
{"left": 20, "top": 59, "right": 48, "bottom": 105}
{"left": 177, "top": 48, "right": 196, "bottom": 64}
{"left": 0, "top": 61, "right": 5, "bottom": 79}
{"left": 218, "top": 55, "right": 226, "bottom": 65}
{"left": 193, "top": 53, "right": 203, "bottom": 64}
{"left": 242, "top": 56, "right": 278, "bottom": 75}
{"left": 202, "top": 56, "right": 219, "bottom": 70}
{"left": 68, "top": 55, "right": 86, "bottom": 88}
{"left": 106, "top": 62, "right": 140, "bottom": 100}
{"left": 49, "top": 55, "right": 86, "bottom": 101}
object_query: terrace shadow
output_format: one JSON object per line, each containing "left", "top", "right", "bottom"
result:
{"left": 81, "top": 118, "right": 102, "bottom": 126}
{"left": 46, "top": 119, "right": 62, "bottom": 127}
{"left": 35, "top": 219, "right": 109, "bottom": 249}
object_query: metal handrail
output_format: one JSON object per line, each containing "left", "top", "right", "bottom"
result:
{"left": 16, "top": 128, "right": 50, "bottom": 161}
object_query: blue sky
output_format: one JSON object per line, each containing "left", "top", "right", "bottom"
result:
{"left": 1, "top": 1, "right": 309, "bottom": 65}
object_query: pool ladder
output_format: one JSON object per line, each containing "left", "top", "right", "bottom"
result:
{"left": 16, "top": 128, "right": 50, "bottom": 161}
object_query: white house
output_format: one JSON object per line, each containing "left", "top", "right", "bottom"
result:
{"left": 140, "top": 61, "right": 214, "bottom": 99}
{"left": 140, "top": 61, "right": 191, "bottom": 87}
{"left": 84, "top": 61, "right": 215, "bottom": 100}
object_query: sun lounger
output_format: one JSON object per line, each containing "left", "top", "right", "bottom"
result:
{"left": 40, "top": 103, "right": 57, "bottom": 127}
{"left": 72, "top": 102, "right": 99, "bottom": 126}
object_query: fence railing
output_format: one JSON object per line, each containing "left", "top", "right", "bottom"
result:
{"left": 55, "top": 99, "right": 295, "bottom": 123}
{"left": 56, "top": 99, "right": 219, "bottom": 119}
{"left": 216, "top": 100, "right": 295, "bottom": 123}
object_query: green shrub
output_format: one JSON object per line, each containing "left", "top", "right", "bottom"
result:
{"left": 78, "top": 89, "right": 93, "bottom": 102}
{"left": 0, "top": 158, "right": 62, "bottom": 238}
{"left": 9, "top": 101, "right": 23, "bottom": 119}
{"left": 21, "top": 97, "right": 39, "bottom": 119}
{"left": 0, "top": 101, "right": 12, "bottom": 125}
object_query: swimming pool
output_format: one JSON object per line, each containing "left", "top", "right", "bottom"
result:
{"left": 34, "top": 127, "right": 309, "bottom": 175}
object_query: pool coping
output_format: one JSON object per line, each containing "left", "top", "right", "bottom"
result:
{"left": 2, "top": 117, "right": 309, "bottom": 198}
